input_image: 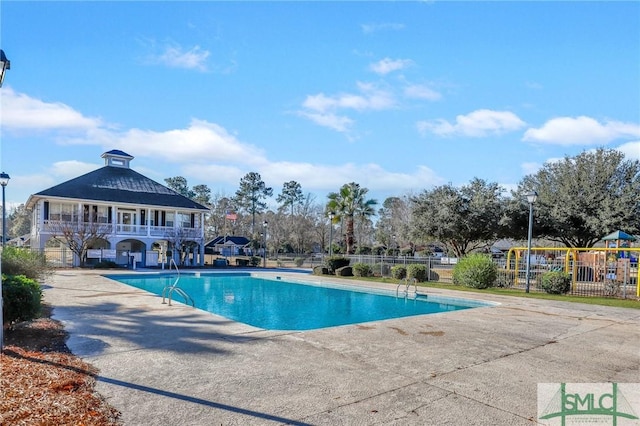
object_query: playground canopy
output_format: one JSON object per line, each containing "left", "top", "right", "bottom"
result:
{"left": 601, "top": 230, "right": 637, "bottom": 242}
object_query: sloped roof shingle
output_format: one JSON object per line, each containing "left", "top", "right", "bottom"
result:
{"left": 29, "top": 166, "right": 209, "bottom": 211}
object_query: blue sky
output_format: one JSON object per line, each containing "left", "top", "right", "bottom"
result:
{"left": 1, "top": 1, "right": 639, "bottom": 210}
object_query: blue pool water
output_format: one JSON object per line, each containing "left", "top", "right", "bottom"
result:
{"left": 105, "top": 273, "right": 487, "bottom": 330}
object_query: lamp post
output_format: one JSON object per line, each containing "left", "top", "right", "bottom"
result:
{"left": 0, "top": 173, "right": 9, "bottom": 248}
{"left": 262, "top": 221, "right": 268, "bottom": 268}
{"left": 328, "top": 212, "right": 335, "bottom": 257}
{"left": 0, "top": 49, "right": 10, "bottom": 87}
{"left": 525, "top": 191, "right": 538, "bottom": 293}
{"left": 0, "top": 50, "right": 11, "bottom": 352}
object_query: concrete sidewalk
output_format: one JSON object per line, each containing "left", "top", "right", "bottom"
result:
{"left": 44, "top": 270, "right": 640, "bottom": 425}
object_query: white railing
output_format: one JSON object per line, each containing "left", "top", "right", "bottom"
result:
{"left": 43, "top": 220, "right": 200, "bottom": 238}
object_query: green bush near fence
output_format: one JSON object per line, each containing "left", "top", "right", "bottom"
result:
{"left": 353, "top": 263, "right": 373, "bottom": 277}
{"left": 391, "top": 265, "right": 406, "bottom": 280}
{"left": 335, "top": 266, "right": 353, "bottom": 277}
{"left": 1, "top": 247, "right": 51, "bottom": 281}
{"left": 2, "top": 274, "right": 43, "bottom": 327}
{"left": 452, "top": 253, "right": 497, "bottom": 289}
{"left": 373, "top": 263, "right": 391, "bottom": 276}
{"left": 313, "top": 265, "right": 329, "bottom": 275}
{"left": 540, "top": 270, "right": 571, "bottom": 294}
{"left": 494, "top": 269, "right": 515, "bottom": 288}
{"left": 407, "top": 264, "right": 428, "bottom": 282}
{"left": 326, "top": 256, "right": 350, "bottom": 273}
{"left": 294, "top": 257, "right": 304, "bottom": 267}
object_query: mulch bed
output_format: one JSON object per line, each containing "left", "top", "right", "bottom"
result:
{"left": 1, "top": 305, "right": 121, "bottom": 425}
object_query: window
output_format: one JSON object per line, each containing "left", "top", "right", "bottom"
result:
{"left": 96, "top": 205, "right": 109, "bottom": 223}
{"left": 165, "top": 212, "right": 174, "bottom": 227}
{"left": 48, "top": 203, "right": 77, "bottom": 222}
{"left": 177, "top": 212, "right": 191, "bottom": 228}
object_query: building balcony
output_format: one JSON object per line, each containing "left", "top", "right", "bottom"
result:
{"left": 42, "top": 220, "right": 202, "bottom": 241}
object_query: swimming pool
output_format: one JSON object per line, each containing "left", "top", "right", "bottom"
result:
{"left": 105, "top": 273, "right": 490, "bottom": 331}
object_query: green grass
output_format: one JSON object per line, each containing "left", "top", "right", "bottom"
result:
{"left": 339, "top": 276, "right": 640, "bottom": 310}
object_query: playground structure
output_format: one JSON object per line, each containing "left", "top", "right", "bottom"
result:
{"left": 505, "top": 246, "right": 639, "bottom": 297}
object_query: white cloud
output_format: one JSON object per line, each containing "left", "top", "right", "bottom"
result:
{"left": 50, "top": 160, "right": 100, "bottom": 178}
{"left": 361, "top": 22, "right": 405, "bottom": 34}
{"left": 302, "top": 82, "right": 395, "bottom": 114}
{"left": 298, "top": 82, "right": 395, "bottom": 133}
{"left": 417, "top": 109, "right": 526, "bottom": 137}
{"left": 259, "top": 162, "right": 444, "bottom": 194}
{"left": 296, "top": 111, "right": 353, "bottom": 132}
{"left": 144, "top": 42, "right": 210, "bottom": 71}
{"left": 404, "top": 84, "right": 441, "bottom": 101}
{"left": 523, "top": 116, "right": 640, "bottom": 145}
{"left": 0, "top": 88, "right": 103, "bottom": 131}
{"left": 617, "top": 141, "right": 640, "bottom": 161}
{"left": 112, "top": 119, "right": 266, "bottom": 165}
{"left": 525, "top": 81, "right": 543, "bottom": 90}
{"left": 520, "top": 162, "right": 542, "bottom": 176}
{"left": 369, "top": 58, "right": 412, "bottom": 75}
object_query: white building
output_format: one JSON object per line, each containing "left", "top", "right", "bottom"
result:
{"left": 25, "top": 150, "right": 210, "bottom": 267}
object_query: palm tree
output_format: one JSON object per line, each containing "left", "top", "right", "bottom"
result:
{"left": 326, "top": 182, "right": 377, "bottom": 254}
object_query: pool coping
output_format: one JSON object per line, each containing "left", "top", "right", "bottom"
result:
{"left": 43, "top": 268, "right": 640, "bottom": 425}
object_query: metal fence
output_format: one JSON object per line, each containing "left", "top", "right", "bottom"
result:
{"left": 298, "top": 254, "right": 638, "bottom": 299}
{"left": 29, "top": 248, "right": 640, "bottom": 299}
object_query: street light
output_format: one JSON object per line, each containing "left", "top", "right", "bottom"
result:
{"left": 0, "top": 173, "right": 9, "bottom": 248}
{"left": 262, "top": 221, "right": 268, "bottom": 268}
{"left": 328, "top": 212, "right": 335, "bottom": 257}
{"left": 525, "top": 191, "right": 538, "bottom": 293}
{"left": 0, "top": 50, "right": 9, "bottom": 352}
{"left": 0, "top": 49, "right": 10, "bottom": 87}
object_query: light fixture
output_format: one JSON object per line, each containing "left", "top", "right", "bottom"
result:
{"left": 328, "top": 212, "right": 335, "bottom": 257}
{"left": 262, "top": 221, "right": 268, "bottom": 268}
{"left": 0, "top": 50, "right": 10, "bottom": 87}
{"left": 0, "top": 171, "right": 9, "bottom": 352}
{"left": 525, "top": 191, "right": 538, "bottom": 293}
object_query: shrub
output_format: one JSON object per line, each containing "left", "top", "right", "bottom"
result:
{"left": 335, "top": 266, "right": 353, "bottom": 277}
{"left": 372, "top": 246, "right": 386, "bottom": 256}
{"left": 407, "top": 264, "right": 428, "bottom": 282}
{"left": 94, "top": 260, "right": 119, "bottom": 269}
{"left": 250, "top": 256, "right": 262, "bottom": 267}
{"left": 452, "top": 253, "right": 497, "bottom": 289}
{"left": 494, "top": 270, "right": 515, "bottom": 288}
{"left": 540, "top": 271, "right": 571, "bottom": 294}
{"left": 353, "top": 263, "right": 373, "bottom": 277}
{"left": 313, "top": 265, "right": 329, "bottom": 275}
{"left": 294, "top": 257, "right": 304, "bottom": 267}
{"left": 2, "top": 274, "right": 43, "bottom": 327}
{"left": 373, "top": 263, "right": 391, "bottom": 276}
{"left": 354, "top": 246, "right": 372, "bottom": 255}
{"left": 326, "top": 256, "right": 350, "bottom": 273}
{"left": 400, "top": 247, "right": 414, "bottom": 256}
{"left": 2, "top": 247, "right": 52, "bottom": 281}
{"left": 391, "top": 265, "right": 406, "bottom": 280}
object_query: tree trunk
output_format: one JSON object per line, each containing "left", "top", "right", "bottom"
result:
{"left": 346, "top": 215, "right": 355, "bottom": 254}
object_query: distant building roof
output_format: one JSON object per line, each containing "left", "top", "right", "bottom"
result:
{"left": 205, "top": 236, "right": 251, "bottom": 247}
{"left": 26, "top": 150, "right": 209, "bottom": 211}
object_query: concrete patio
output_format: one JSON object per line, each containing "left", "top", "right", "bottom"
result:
{"left": 44, "top": 270, "right": 640, "bottom": 425}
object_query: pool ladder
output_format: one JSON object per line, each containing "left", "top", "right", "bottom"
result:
{"left": 161, "top": 259, "right": 195, "bottom": 307}
{"left": 396, "top": 277, "right": 418, "bottom": 299}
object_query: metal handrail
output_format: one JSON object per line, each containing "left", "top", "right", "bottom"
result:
{"left": 161, "top": 259, "right": 195, "bottom": 306}
{"left": 396, "top": 277, "right": 417, "bottom": 298}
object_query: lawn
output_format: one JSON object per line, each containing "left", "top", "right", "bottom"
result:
{"left": 339, "top": 276, "right": 640, "bottom": 310}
